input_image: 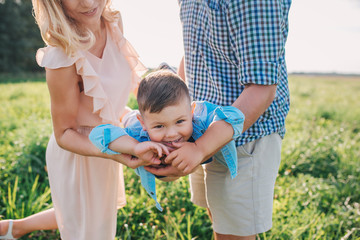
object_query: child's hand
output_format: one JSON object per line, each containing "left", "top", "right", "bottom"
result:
{"left": 133, "top": 141, "right": 170, "bottom": 166}
{"left": 164, "top": 142, "right": 205, "bottom": 175}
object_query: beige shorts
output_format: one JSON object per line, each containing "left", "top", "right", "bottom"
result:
{"left": 189, "top": 133, "right": 282, "bottom": 236}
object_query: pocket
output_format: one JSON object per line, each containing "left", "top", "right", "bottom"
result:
{"left": 237, "top": 139, "right": 258, "bottom": 158}
{"left": 202, "top": 1, "right": 236, "bottom": 63}
{"left": 203, "top": 8, "right": 228, "bottom": 53}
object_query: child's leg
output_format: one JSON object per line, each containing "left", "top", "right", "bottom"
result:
{"left": 0, "top": 208, "right": 57, "bottom": 238}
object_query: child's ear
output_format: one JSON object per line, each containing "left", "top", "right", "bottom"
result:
{"left": 136, "top": 114, "right": 147, "bottom": 131}
{"left": 191, "top": 102, "right": 196, "bottom": 115}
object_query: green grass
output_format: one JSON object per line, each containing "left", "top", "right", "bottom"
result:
{"left": 0, "top": 75, "right": 359, "bottom": 239}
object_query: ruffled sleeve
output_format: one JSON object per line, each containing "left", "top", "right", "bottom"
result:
{"left": 36, "top": 46, "right": 119, "bottom": 124}
{"left": 36, "top": 46, "right": 77, "bottom": 68}
{"left": 107, "top": 21, "right": 147, "bottom": 94}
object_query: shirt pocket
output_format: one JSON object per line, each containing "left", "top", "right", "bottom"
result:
{"left": 202, "top": 1, "right": 234, "bottom": 60}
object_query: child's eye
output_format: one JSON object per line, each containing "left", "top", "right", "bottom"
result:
{"left": 154, "top": 125, "right": 163, "bottom": 129}
{"left": 176, "top": 119, "right": 185, "bottom": 124}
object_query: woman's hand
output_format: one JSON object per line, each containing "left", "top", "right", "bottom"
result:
{"left": 111, "top": 141, "right": 170, "bottom": 169}
{"left": 112, "top": 153, "right": 155, "bottom": 169}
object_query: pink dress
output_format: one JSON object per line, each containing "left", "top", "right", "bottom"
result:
{"left": 36, "top": 21, "right": 146, "bottom": 240}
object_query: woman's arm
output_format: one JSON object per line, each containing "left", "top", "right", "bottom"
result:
{"left": 46, "top": 65, "right": 91, "bottom": 155}
{"left": 45, "top": 65, "right": 151, "bottom": 168}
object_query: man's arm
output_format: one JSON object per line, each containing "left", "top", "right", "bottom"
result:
{"left": 177, "top": 57, "right": 186, "bottom": 82}
{"left": 146, "top": 84, "right": 276, "bottom": 176}
{"left": 197, "top": 84, "right": 276, "bottom": 159}
{"left": 234, "top": 84, "right": 277, "bottom": 132}
{"left": 146, "top": 0, "right": 281, "bottom": 177}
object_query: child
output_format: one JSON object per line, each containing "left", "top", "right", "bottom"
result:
{"left": 89, "top": 69, "right": 245, "bottom": 211}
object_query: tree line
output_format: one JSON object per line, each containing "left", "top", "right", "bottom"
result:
{"left": 0, "top": 0, "right": 44, "bottom": 73}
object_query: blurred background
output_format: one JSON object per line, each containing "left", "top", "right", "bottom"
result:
{"left": 114, "top": 0, "right": 360, "bottom": 74}
{"left": 1, "top": 0, "right": 359, "bottom": 75}
{"left": 1, "top": 1, "right": 359, "bottom": 239}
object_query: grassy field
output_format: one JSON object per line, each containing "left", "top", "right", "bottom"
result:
{"left": 0, "top": 75, "right": 359, "bottom": 239}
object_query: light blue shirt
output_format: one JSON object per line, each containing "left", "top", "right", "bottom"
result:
{"left": 89, "top": 101, "right": 244, "bottom": 211}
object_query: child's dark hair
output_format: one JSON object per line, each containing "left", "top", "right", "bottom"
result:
{"left": 137, "top": 70, "right": 191, "bottom": 113}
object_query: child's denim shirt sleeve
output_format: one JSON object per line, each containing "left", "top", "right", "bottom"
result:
{"left": 134, "top": 166, "right": 162, "bottom": 211}
{"left": 88, "top": 124, "right": 129, "bottom": 155}
{"left": 192, "top": 101, "right": 245, "bottom": 179}
{"left": 89, "top": 115, "right": 163, "bottom": 211}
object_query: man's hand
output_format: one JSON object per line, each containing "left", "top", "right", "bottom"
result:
{"left": 144, "top": 164, "right": 189, "bottom": 177}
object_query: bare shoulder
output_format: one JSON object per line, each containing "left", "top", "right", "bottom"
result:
{"left": 45, "top": 64, "right": 82, "bottom": 103}
{"left": 45, "top": 64, "right": 83, "bottom": 137}
{"left": 46, "top": 65, "right": 80, "bottom": 88}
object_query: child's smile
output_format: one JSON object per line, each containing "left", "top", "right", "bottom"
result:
{"left": 138, "top": 99, "right": 193, "bottom": 149}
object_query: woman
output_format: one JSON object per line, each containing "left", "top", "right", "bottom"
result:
{"left": 0, "top": 0, "right": 159, "bottom": 239}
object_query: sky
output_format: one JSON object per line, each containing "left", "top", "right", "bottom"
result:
{"left": 113, "top": 0, "right": 360, "bottom": 74}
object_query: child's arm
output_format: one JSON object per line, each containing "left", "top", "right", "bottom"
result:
{"left": 109, "top": 137, "right": 169, "bottom": 165}
{"left": 89, "top": 124, "right": 169, "bottom": 167}
{"left": 163, "top": 120, "right": 234, "bottom": 174}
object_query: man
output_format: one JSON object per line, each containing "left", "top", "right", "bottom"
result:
{"left": 146, "top": 0, "right": 292, "bottom": 239}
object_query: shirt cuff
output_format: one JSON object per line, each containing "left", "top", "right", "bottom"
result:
{"left": 89, "top": 124, "right": 128, "bottom": 155}
{"left": 239, "top": 61, "right": 281, "bottom": 85}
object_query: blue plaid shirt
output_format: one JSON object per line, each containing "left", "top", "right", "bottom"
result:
{"left": 179, "top": 0, "right": 291, "bottom": 145}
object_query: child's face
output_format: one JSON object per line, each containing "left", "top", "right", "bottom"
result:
{"left": 138, "top": 99, "right": 193, "bottom": 149}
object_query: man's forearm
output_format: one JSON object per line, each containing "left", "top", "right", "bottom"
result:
{"left": 232, "top": 84, "right": 277, "bottom": 132}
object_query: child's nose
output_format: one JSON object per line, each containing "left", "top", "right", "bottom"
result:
{"left": 166, "top": 127, "right": 177, "bottom": 139}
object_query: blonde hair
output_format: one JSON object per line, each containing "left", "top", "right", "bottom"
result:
{"left": 32, "top": 0, "right": 119, "bottom": 56}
